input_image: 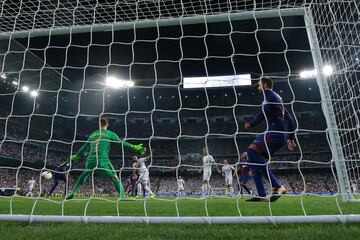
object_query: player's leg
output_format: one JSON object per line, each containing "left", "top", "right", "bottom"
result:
{"left": 142, "top": 182, "right": 153, "bottom": 196}
{"left": 64, "top": 174, "right": 70, "bottom": 196}
{"left": 259, "top": 133, "right": 287, "bottom": 199}
{"left": 240, "top": 181, "right": 252, "bottom": 195}
{"left": 207, "top": 171, "right": 212, "bottom": 195}
{"left": 67, "top": 170, "right": 91, "bottom": 199}
{"left": 247, "top": 133, "right": 285, "bottom": 201}
{"left": 202, "top": 171, "right": 212, "bottom": 196}
{"left": 28, "top": 187, "right": 34, "bottom": 197}
{"left": 100, "top": 163, "right": 126, "bottom": 199}
{"left": 202, "top": 180, "right": 208, "bottom": 196}
{"left": 139, "top": 170, "right": 153, "bottom": 197}
{"left": 137, "top": 182, "right": 142, "bottom": 197}
{"left": 228, "top": 178, "right": 234, "bottom": 195}
{"left": 131, "top": 183, "right": 136, "bottom": 196}
{"left": 142, "top": 185, "right": 146, "bottom": 197}
{"left": 125, "top": 182, "right": 130, "bottom": 194}
{"left": 132, "top": 185, "right": 136, "bottom": 196}
{"left": 248, "top": 147, "right": 281, "bottom": 199}
{"left": 48, "top": 175, "right": 60, "bottom": 196}
{"left": 246, "top": 135, "right": 270, "bottom": 201}
{"left": 112, "top": 176, "right": 126, "bottom": 199}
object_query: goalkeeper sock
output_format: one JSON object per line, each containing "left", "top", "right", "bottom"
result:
{"left": 71, "top": 171, "right": 90, "bottom": 196}
{"left": 113, "top": 178, "right": 126, "bottom": 199}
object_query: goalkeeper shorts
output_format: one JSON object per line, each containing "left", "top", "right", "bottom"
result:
{"left": 85, "top": 160, "right": 118, "bottom": 179}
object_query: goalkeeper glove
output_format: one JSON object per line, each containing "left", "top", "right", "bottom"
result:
{"left": 70, "top": 155, "right": 78, "bottom": 162}
{"left": 133, "top": 144, "right": 146, "bottom": 155}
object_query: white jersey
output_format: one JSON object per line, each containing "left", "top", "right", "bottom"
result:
{"left": 203, "top": 155, "right": 215, "bottom": 173}
{"left": 27, "top": 180, "right": 36, "bottom": 189}
{"left": 222, "top": 165, "right": 235, "bottom": 178}
{"left": 177, "top": 179, "right": 185, "bottom": 190}
{"left": 136, "top": 158, "right": 147, "bottom": 174}
{"left": 352, "top": 183, "right": 358, "bottom": 193}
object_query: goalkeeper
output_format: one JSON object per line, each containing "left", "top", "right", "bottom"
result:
{"left": 66, "top": 118, "right": 146, "bottom": 200}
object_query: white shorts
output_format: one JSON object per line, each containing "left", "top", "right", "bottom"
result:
{"left": 203, "top": 170, "right": 212, "bottom": 181}
{"left": 28, "top": 186, "right": 34, "bottom": 192}
{"left": 178, "top": 186, "right": 184, "bottom": 191}
{"left": 225, "top": 177, "right": 233, "bottom": 186}
{"left": 139, "top": 170, "right": 149, "bottom": 183}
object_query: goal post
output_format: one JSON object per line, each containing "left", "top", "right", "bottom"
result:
{"left": 0, "top": 0, "right": 359, "bottom": 224}
{"left": 303, "top": 8, "right": 353, "bottom": 202}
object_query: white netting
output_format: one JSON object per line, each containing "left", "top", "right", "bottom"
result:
{"left": 308, "top": 0, "right": 360, "bottom": 198}
{"left": 0, "top": 0, "right": 359, "bottom": 223}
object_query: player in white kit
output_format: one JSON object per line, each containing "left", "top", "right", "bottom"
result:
{"left": 26, "top": 177, "right": 36, "bottom": 197}
{"left": 132, "top": 151, "right": 155, "bottom": 198}
{"left": 221, "top": 159, "right": 235, "bottom": 196}
{"left": 351, "top": 182, "right": 358, "bottom": 194}
{"left": 200, "top": 147, "right": 220, "bottom": 196}
{"left": 177, "top": 176, "right": 185, "bottom": 196}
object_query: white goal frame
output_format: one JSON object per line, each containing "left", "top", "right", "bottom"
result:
{"left": 0, "top": 6, "right": 358, "bottom": 224}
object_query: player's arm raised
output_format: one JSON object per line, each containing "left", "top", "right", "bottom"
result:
{"left": 144, "top": 149, "right": 155, "bottom": 161}
{"left": 212, "top": 156, "right": 221, "bottom": 174}
{"left": 71, "top": 137, "right": 91, "bottom": 162}
{"left": 112, "top": 132, "right": 146, "bottom": 155}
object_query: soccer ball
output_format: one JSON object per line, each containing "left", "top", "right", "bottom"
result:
{"left": 41, "top": 171, "right": 52, "bottom": 180}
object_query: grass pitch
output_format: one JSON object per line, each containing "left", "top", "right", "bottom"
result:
{"left": 0, "top": 195, "right": 360, "bottom": 239}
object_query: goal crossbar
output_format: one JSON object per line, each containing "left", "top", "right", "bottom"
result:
{"left": 0, "top": 8, "right": 305, "bottom": 40}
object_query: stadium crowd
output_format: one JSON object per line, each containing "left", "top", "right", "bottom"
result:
{"left": 0, "top": 103, "right": 339, "bottom": 197}
{"left": 0, "top": 168, "right": 338, "bottom": 196}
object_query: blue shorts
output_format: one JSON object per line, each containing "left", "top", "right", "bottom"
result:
{"left": 53, "top": 173, "right": 67, "bottom": 182}
{"left": 239, "top": 175, "right": 249, "bottom": 183}
{"left": 253, "top": 132, "right": 287, "bottom": 157}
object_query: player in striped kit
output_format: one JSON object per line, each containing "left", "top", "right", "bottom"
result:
{"left": 237, "top": 152, "right": 253, "bottom": 195}
{"left": 125, "top": 170, "right": 138, "bottom": 197}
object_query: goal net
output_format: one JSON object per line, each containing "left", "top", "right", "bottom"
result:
{"left": 0, "top": 0, "right": 359, "bottom": 224}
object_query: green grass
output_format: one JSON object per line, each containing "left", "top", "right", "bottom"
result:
{"left": 0, "top": 195, "right": 360, "bottom": 239}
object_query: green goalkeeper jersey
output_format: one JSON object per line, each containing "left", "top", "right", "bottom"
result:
{"left": 75, "top": 129, "right": 133, "bottom": 163}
